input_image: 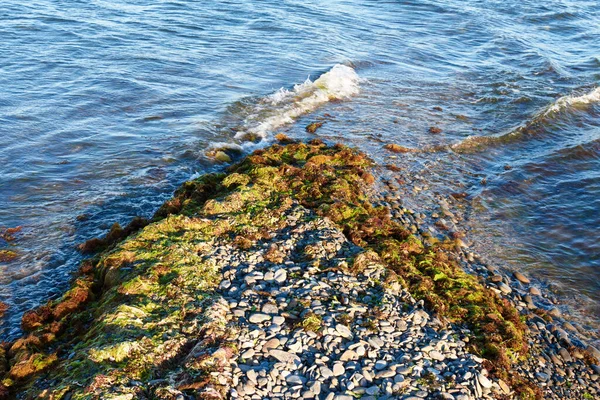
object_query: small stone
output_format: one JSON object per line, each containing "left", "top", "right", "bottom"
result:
{"left": 529, "top": 287, "right": 541, "bottom": 296}
{"left": 274, "top": 269, "right": 287, "bottom": 283}
{"left": 286, "top": 374, "right": 306, "bottom": 385}
{"left": 375, "top": 369, "right": 396, "bottom": 379}
{"left": 368, "top": 336, "right": 384, "bottom": 349}
{"left": 247, "top": 369, "right": 258, "bottom": 383}
{"left": 264, "top": 271, "right": 275, "bottom": 282}
{"left": 429, "top": 350, "right": 444, "bottom": 361}
{"left": 498, "top": 282, "right": 512, "bottom": 294}
{"left": 333, "top": 362, "right": 345, "bottom": 376}
{"left": 375, "top": 360, "right": 387, "bottom": 370}
{"left": 498, "top": 379, "right": 510, "bottom": 394}
{"left": 249, "top": 313, "right": 271, "bottom": 323}
{"left": 340, "top": 350, "right": 358, "bottom": 361}
{"left": 356, "top": 345, "right": 366, "bottom": 357}
{"left": 288, "top": 341, "right": 303, "bottom": 353}
{"left": 219, "top": 279, "right": 231, "bottom": 289}
{"left": 335, "top": 324, "right": 354, "bottom": 339}
{"left": 270, "top": 350, "right": 300, "bottom": 364}
{"left": 263, "top": 338, "right": 280, "bottom": 352}
{"left": 310, "top": 381, "right": 321, "bottom": 394}
{"left": 320, "top": 366, "right": 334, "bottom": 379}
{"left": 587, "top": 345, "right": 600, "bottom": 360}
{"left": 262, "top": 303, "right": 279, "bottom": 314}
{"left": 214, "top": 151, "right": 231, "bottom": 163}
{"left": 513, "top": 271, "right": 530, "bottom": 284}
{"left": 241, "top": 349, "right": 255, "bottom": 359}
{"left": 535, "top": 372, "right": 549, "bottom": 382}
{"left": 477, "top": 373, "right": 492, "bottom": 389}
{"left": 549, "top": 308, "right": 561, "bottom": 318}
{"left": 397, "top": 366, "right": 412, "bottom": 375}
{"left": 366, "top": 386, "right": 380, "bottom": 395}
{"left": 558, "top": 348, "right": 572, "bottom": 363}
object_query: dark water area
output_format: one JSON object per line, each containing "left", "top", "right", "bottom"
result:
{"left": 1, "top": 0, "right": 599, "bottom": 340}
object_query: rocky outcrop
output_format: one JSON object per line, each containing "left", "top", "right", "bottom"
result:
{"left": 1, "top": 140, "right": 597, "bottom": 399}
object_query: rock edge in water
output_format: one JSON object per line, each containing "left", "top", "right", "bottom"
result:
{"left": 1, "top": 139, "right": 598, "bottom": 399}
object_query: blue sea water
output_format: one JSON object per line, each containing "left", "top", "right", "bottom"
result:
{"left": 1, "top": 0, "right": 599, "bottom": 340}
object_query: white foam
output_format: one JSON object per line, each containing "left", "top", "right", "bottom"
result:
{"left": 234, "top": 64, "right": 360, "bottom": 140}
{"left": 546, "top": 86, "right": 600, "bottom": 114}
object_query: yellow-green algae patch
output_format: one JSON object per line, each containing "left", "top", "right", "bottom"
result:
{"left": 1, "top": 140, "right": 538, "bottom": 399}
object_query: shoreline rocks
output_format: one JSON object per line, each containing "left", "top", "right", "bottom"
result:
{"left": 0, "top": 140, "right": 597, "bottom": 399}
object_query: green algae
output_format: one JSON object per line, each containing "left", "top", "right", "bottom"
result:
{"left": 298, "top": 312, "right": 323, "bottom": 332}
{"left": 0, "top": 250, "right": 18, "bottom": 263}
{"left": 1, "top": 139, "right": 537, "bottom": 399}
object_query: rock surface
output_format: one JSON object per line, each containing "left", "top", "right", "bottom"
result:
{"left": 2, "top": 141, "right": 598, "bottom": 400}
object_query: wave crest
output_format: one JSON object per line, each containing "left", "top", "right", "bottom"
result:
{"left": 546, "top": 86, "right": 600, "bottom": 114}
{"left": 450, "top": 86, "right": 600, "bottom": 154}
{"left": 234, "top": 64, "right": 360, "bottom": 140}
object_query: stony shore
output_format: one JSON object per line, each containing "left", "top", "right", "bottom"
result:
{"left": 0, "top": 139, "right": 598, "bottom": 399}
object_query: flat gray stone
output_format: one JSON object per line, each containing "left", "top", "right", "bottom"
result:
{"left": 286, "top": 374, "right": 306, "bottom": 385}
{"left": 477, "top": 373, "right": 492, "bottom": 389}
{"left": 366, "top": 386, "right": 380, "bottom": 395}
{"left": 274, "top": 268, "right": 287, "bottom": 283}
{"left": 535, "top": 372, "right": 549, "bottom": 382}
{"left": 269, "top": 349, "right": 300, "bottom": 364}
{"left": 335, "top": 324, "right": 354, "bottom": 339}
{"left": 375, "top": 369, "right": 396, "bottom": 379}
{"left": 262, "top": 303, "right": 279, "bottom": 314}
{"left": 375, "top": 360, "right": 387, "bottom": 370}
{"left": 320, "top": 366, "right": 333, "bottom": 379}
{"left": 249, "top": 313, "right": 271, "bottom": 323}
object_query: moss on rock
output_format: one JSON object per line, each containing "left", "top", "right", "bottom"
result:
{"left": 1, "top": 140, "right": 536, "bottom": 399}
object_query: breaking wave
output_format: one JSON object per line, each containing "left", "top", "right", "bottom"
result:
{"left": 233, "top": 64, "right": 361, "bottom": 140}
{"left": 450, "top": 86, "right": 600, "bottom": 154}
{"left": 546, "top": 86, "right": 600, "bottom": 114}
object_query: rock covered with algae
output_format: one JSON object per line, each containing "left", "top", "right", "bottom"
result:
{"left": 0, "top": 140, "right": 550, "bottom": 399}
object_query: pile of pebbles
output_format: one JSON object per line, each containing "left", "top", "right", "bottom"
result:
{"left": 195, "top": 169, "right": 600, "bottom": 399}
{"left": 205, "top": 204, "right": 512, "bottom": 399}
{"left": 371, "top": 169, "right": 600, "bottom": 399}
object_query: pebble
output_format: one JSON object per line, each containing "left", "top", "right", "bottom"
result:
{"left": 269, "top": 350, "right": 300, "bottom": 364}
{"left": 335, "top": 324, "right": 354, "bottom": 340}
{"left": 248, "top": 313, "right": 271, "bottom": 323}
{"left": 477, "top": 373, "right": 492, "bottom": 389}
{"left": 536, "top": 372, "right": 550, "bottom": 382}
{"left": 274, "top": 269, "right": 287, "bottom": 284}
{"left": 429, "top": 350, "right": 445, "bottom": 361}
{"left": 333, "top": 362, "right": 346, "bottom": 377}
{"left": 204, "top": 203, "right": 598, "bottom": 400}
{"left": 513, "top": 271, "right": 530, "bottom": 284}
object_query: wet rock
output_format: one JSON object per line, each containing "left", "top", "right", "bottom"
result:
{"left": 529, "top": 287, "right": 542, "bottom": 296}
{"left": 513, "top": 271, "right": 530, "bottom": 284}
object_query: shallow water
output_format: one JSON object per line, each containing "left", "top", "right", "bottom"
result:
{"left": 1, "top": 0, "right": 599, "bottom": 340}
